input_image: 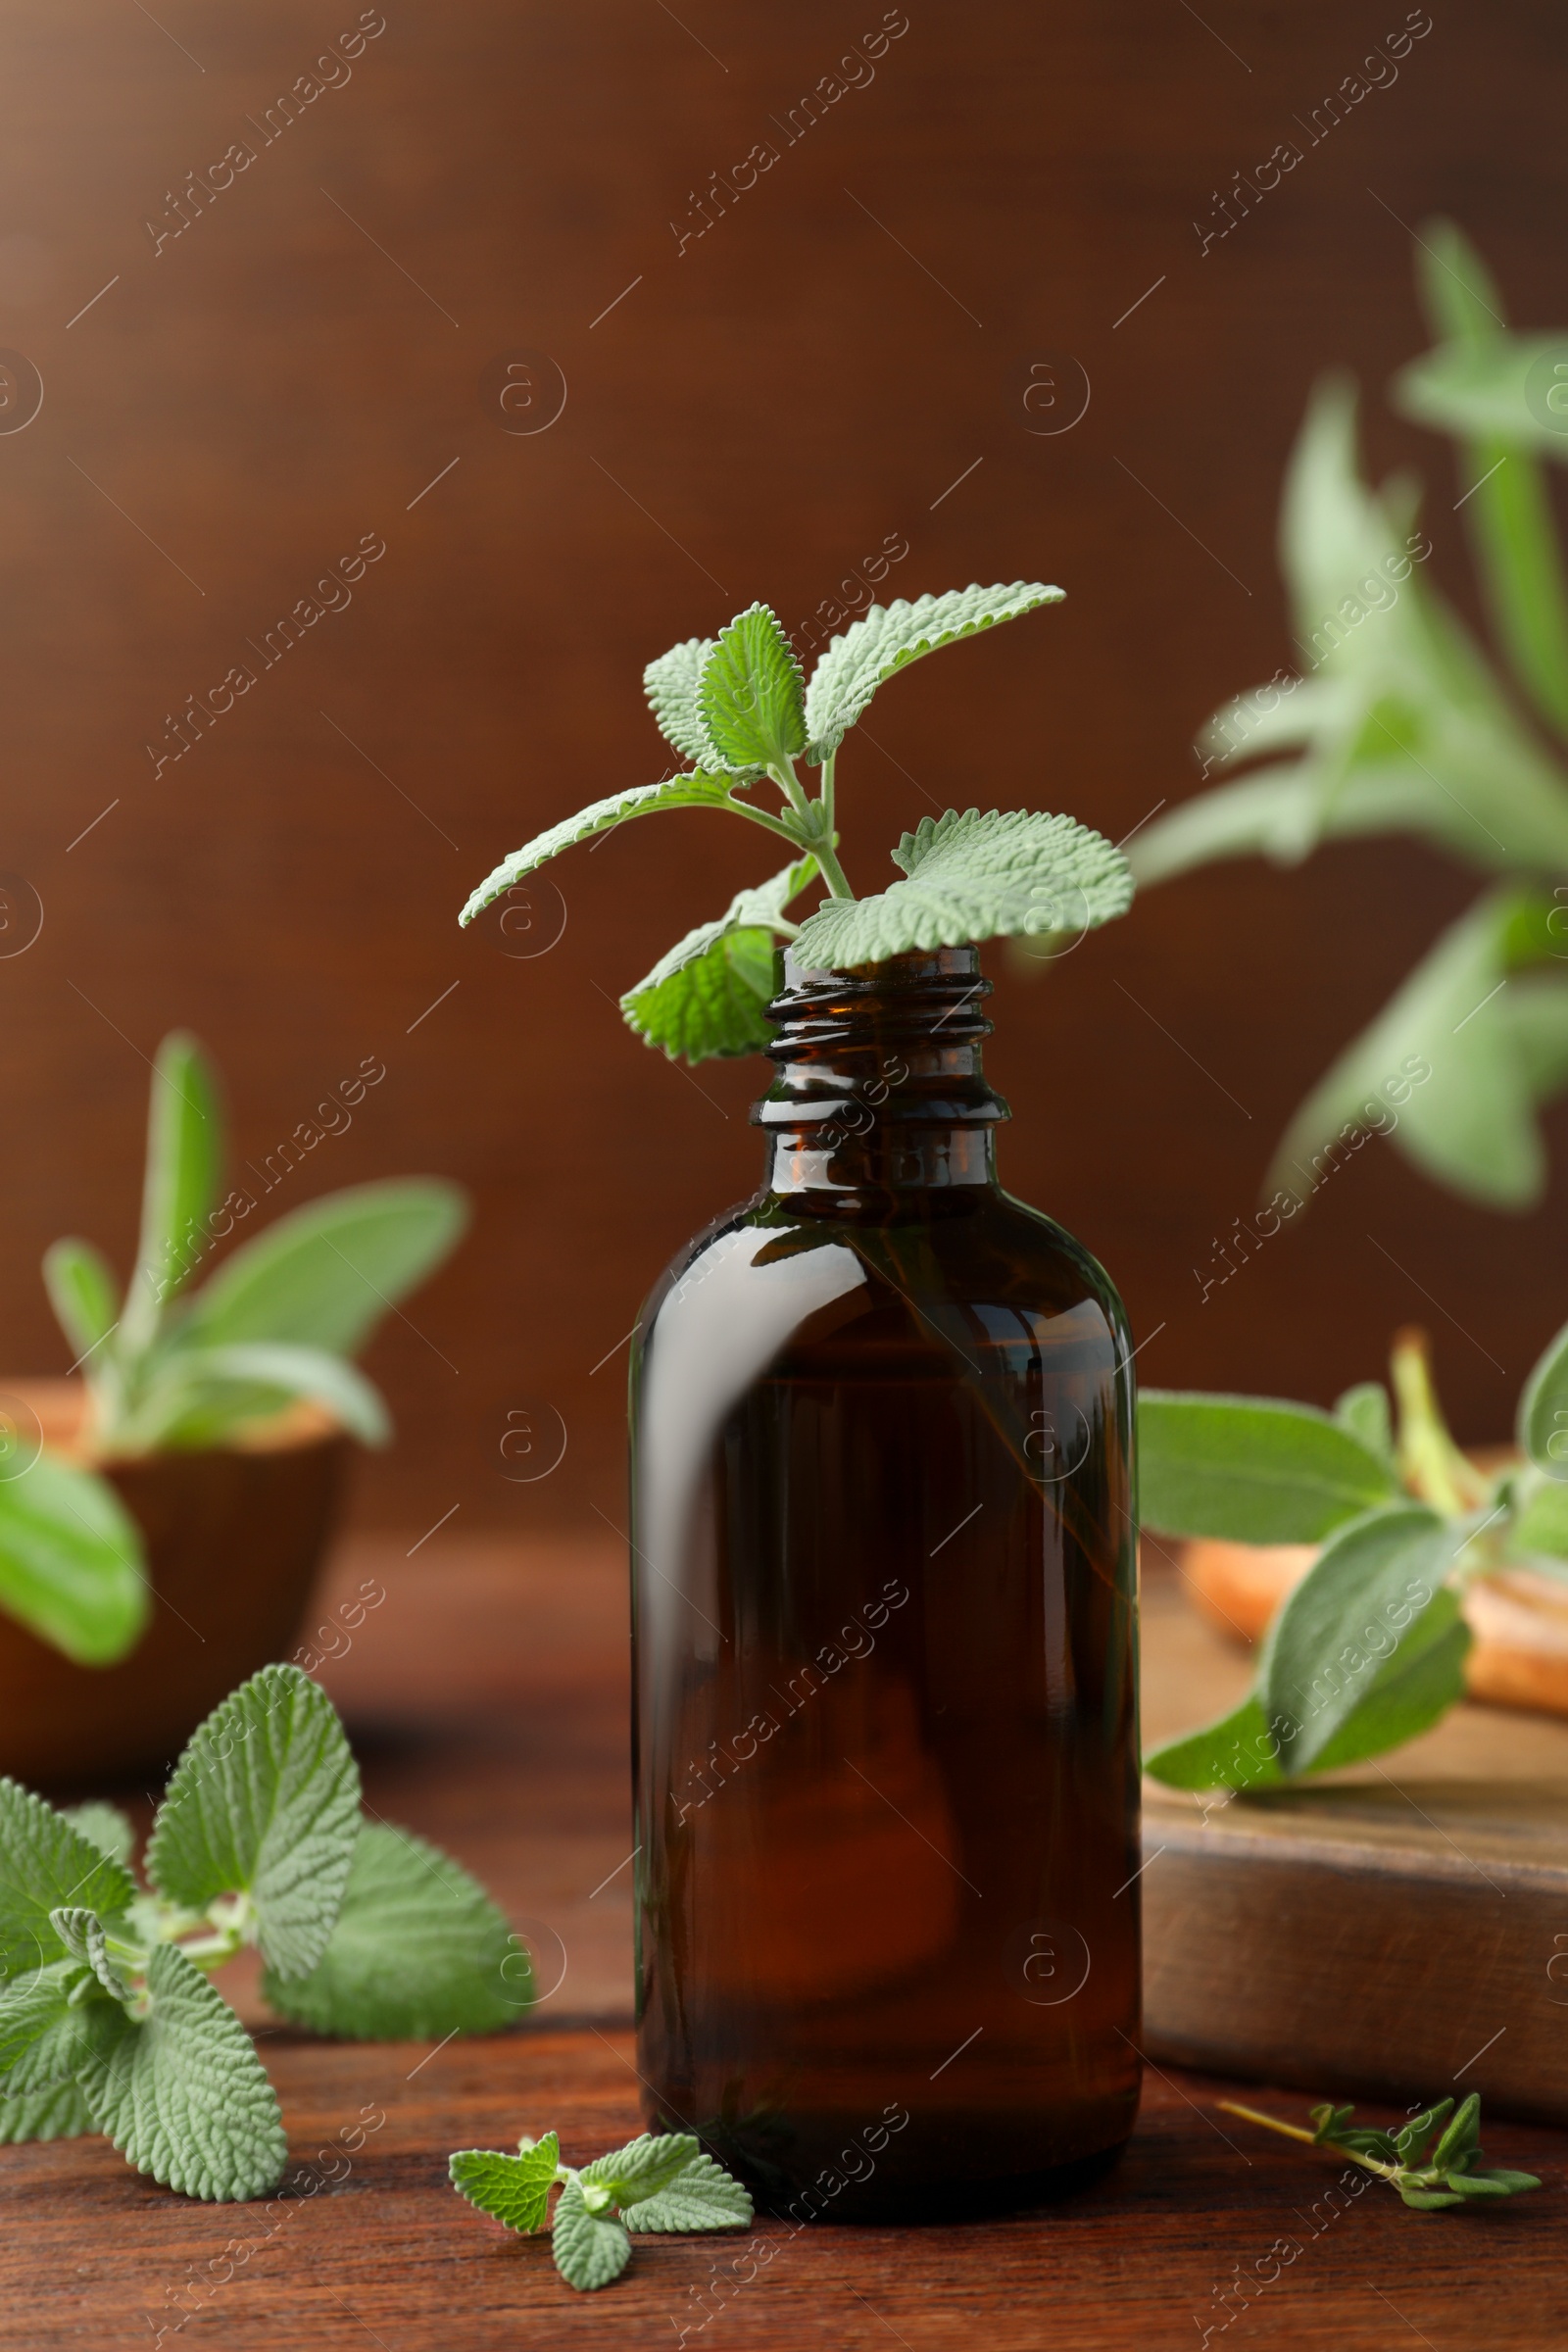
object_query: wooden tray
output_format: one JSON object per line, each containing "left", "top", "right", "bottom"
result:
{"left": 1141, "top": 1552, "right": 1568, "bottom": 2124}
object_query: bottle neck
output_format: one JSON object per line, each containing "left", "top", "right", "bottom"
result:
{"left": 754, "top": 946, "right": 1008, "bottom": 1201}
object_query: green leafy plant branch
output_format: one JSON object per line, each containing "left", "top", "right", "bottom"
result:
{"left": 450, "top": 2126, "right": 752, "bottom": 2290}
{"left": 1128, "top": 222, "right": 1568, "bottom": 1212}
{"left": 0, "top": 1665, "right": 525, "bottom": 2199}
{"left": 0, "top": 1032, "right": 467, "bottom": 1671}
{"left": 1141, "top": 1306, "right": 1568, "bottom": 1789}
{"left": 460, "top": 585, "right": 1135, "bottom": 1063}
{"left": 1220, "top": 2093, "right": 1540, "bottom": 2211}
{"left": 49, "top": 1030, "right": 467, "bottom": 1459}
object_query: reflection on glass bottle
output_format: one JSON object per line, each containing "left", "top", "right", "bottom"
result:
{"left": 630, "top": 947, "right": 1140, "bottom": 2219}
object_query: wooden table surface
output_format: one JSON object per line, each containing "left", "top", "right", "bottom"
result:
{"left": 7, "top": 1536, "right": 1567, "bottom": 2349}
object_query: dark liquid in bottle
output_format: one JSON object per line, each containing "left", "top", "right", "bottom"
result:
{"left": 631, "top": 951, "right": 1140, "bottom": 2220}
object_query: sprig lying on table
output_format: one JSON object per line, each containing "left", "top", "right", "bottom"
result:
{"left": 0, "top": 1665, "right": 526, "bottom": 2199}
{"left": 1221, "top": 2093, "right": 1542, "bottom": 2211}
{"left": 1141, "top": 1308, "right": 1568, "bottom": 1788}
{"left": 450, "top": 2127, "right": 752, "bottom": 2289}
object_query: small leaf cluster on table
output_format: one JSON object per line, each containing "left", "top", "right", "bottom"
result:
{"left": 450, "top": 2128, "right": 752, "bottom": 2290}
{"left": 1224, "top": 2092, "right": 1541, "bottom": 2210}
{"left": 0, "top": 1664, "right": 523, "bottom": 2198}
{"left": 460, "top": 584, "right": 1134, "bottom": 1066}
{"left": 1142, "top": 1310, "right": 1568, "bottom": 1787}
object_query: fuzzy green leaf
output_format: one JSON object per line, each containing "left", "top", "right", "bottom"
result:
{"left": 804, "top": 582, "right": 1064, "bottom": 760}
{"left": 0, "top": 2078, "right": 95, "bottom": 2143}
{"left": 184, "top": 1178, "right": 466, "bottom": 1361}
{"left": 1511, "top": 1476, "right": 1568, "bottom": 1558}
{"left": 41, "top": 1240, "right": 120, "bottom": 1367}
{"left": 697, "top": 605, "right": 806, "bottom": 771}
{"left": 1145, "top": 1589, "right": 1471, "bottom": 1788}
{"left": 146, "top": 1664, "right": 361, "bottom": 1979}
{"left": 76, "top": 1942, "right": 286, "bottom": 2201}
{"left": 1138, "top": 1393, "right": 1396, "bottom": 1543}
{"left": 620, "top": 857, "right": 813, "bottom": 1063}
{"left": 1267, "top": 890, "right": 1554, "bottom": 1212}
{"left": 644, "top": 636, "right": 719, "bottom": 768}
{"left": 0, "top": 1960, "right": 122, "bottom": 2092}
{"left": 0, "top": 1780, "right": 136, "bottom": 1984}
{"left": 262, "top": 1819, "right": 526, "bottom": 2038}
{"left": 1402, "top": 223, "right": 1568, "bottom": 737}
{"left": 1518, "top": 1313, "right": 1568, "bottom": 1479}
{"left": 0, "top": 1453, "right": 149, "bottom": 1666}
{"left": 450, "top": 2134, "right": 561, "bottom": 2233}
{"left": 460, "top": 774, "right": 761, "bottom": 924}
{"left": 552, "top": 2176, "right": 633, "bottom": 2290}
{"left": 135, "top": 1342, "right": 391, "bottom": 1450}
{"left": 1261, "top": 1504, "right": 1462, "bottom": 1771}
{"left": 591, "top": 2137, "right": 754, "bottom": 2232}
{"left": 1334, "top": 1381, "right": 1396, "bottom": 1469}
{"left": 59, "top": 1804, "right": 136, "bottom": 1870}
{"left": 49, "top": 1907, "right": 130, "bottom": 2002}
{"left": 792, "top": 808, "right": 1131, "bottom": 970}
{"left": 1143, "top": 1695, "right": 1288, "bottom": 1793}
{"left": 1396, "top": 331, "right": 1568, "bottom": 455}
{"left": 122, "top": 1032, "right": 223, "bottom": 1352}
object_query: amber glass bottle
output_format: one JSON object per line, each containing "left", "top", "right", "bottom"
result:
{"left": 629, "top": 945, "right": 1140, "bottom": 2221}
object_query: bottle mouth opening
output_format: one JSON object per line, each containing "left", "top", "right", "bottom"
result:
{"left": 758, "top": 942, "right": 1004, "bottom": 1135}
{"left": 768, "top": 945, "right": 990, "bottom": 1045}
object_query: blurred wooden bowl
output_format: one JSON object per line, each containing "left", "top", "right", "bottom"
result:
{"left": 1182, "top": 1533, "right": 1568, "bottom": 1719}
{"left": 0, "top": 1379, "right": 349, "bottom": 1789}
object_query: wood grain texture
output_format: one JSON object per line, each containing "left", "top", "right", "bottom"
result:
{"left": 1143, "top": 1548, "right": 1568, "bottom": 2123}
{"left": 8, "top": 1533, "right": 1568, "bottom": 2348}
{"left": 0, "top": 0, "right": 1563, "bottom": 1540}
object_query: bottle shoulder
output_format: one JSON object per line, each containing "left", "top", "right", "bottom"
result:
{"left": 636, "top": 1187, "right": 1127, "bottom": 1373}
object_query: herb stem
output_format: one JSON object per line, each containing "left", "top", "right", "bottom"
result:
{"left": 1218, "top": 2101, "right": 1402, "bottom": 2183}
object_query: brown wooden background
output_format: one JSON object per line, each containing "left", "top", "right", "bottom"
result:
{"left": 0, "top": 0, "right": 1563, "bottom": 1532}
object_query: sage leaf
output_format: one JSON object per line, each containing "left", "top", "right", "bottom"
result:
{"left": 1510, "top": 1475, "right": 1568, "bottom": 1558}
{"left": 697, "top": 604, "right": 807, "bottom": 772}
{"left": 184, "top": 1178, "right": 467, "bottom": 1361}
{"left": 58, "top": 1803, "right": 136, "bottom": 1870}
{"left": 1138, "top": 1392, "right": 1396, "bottom": 1542}
{"left": 0, "top": 1453, "right": 149, "bottom": 1666}
{"left": 76, "top": 1942, "right": 287, "bottom": 2202}
{"left": 40, "top": 1240, "right": 120, "bottom": 1367}
{"left": 0, "top": 2078, "right": 95, "bottom": 2144}
{"left": 644, "top": 635, "right": 719, "bottom": 769}
{"left": 146, "top": 1663, "right": 361, "bottom": 1978}
{"left": 594, "top": 2137, "right": 755, "bottom": 2232}
{"left": 1260, "top": 1502, "right": 1461, "bottom": 1770}
{"left": 620, "top": 856, "right": 813, "bottom": 1063}
{"left": 1402, "top": 221, "right": 1568, "bottom": 736}
{"left": 1143, "top": 1695, "right": 1289, "bottom": 1793}
{"left": 791, "top": 808, "right": 1130, "bottom": 969}
{"left": 1396, "top": 330, "right": 1568, "bottom": 456}
{"left": 1302, "top": 1588, "right": 1471, "bottom": 1774}
{"left": 1334, "top": 1381, "right": 1396, "bottom": 1469}
{"left": 551, "top": 2176, "right": 633, "bottom": 2290}
{"left": 1267, "top": 890, "right": 1549, "bottom": 1212}
{"left": 804, "top": 582, "right": 1063, "bottom": 760}
{"left": 0, "top": 1779, "right": 136, "bottom": 1983}
{"left": 450, "top": 2133, "right": 561, "bottom": 2233}
{"left": 262, "top": 1820, "right": 525, "bottom": 2038}
{"left": 121, "top": 1031, "right": 222, "bottom": 1351}
{"left": 49, "top": 1906, "right": 131, "bottom": 2002}
{"left": 136, "top": 1342, "right": 391, "bottom": 1449}
{"left": 1517, "top": 1311, "right": 1568, "bottom": 1479}
{"left": 0, "top": 1960, "right": 122, "bottom": 2093}
{"left": 460, "top": 773, "right": 762, "bottom": 925}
